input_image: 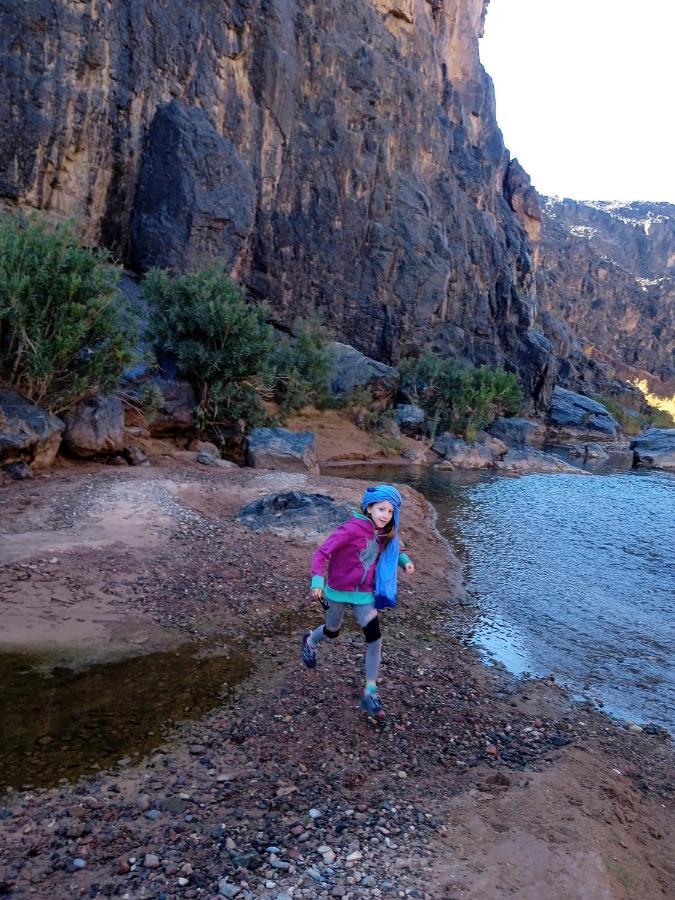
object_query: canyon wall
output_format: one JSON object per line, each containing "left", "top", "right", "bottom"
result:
{"left": 538, "top": 199, "right": 675, "bottom": 390}
{"left": 0, "top": 0, "right": 554, "bottom": 408}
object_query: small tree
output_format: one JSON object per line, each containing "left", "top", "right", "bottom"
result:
{"left": 0, "top": 215, "right": 135, "bottom": 413}
{"left": 399, "top": 351, "right": 522, "bottom": 439}
{"left": 272, "top": 318, "right": 335, "bottom": 415}
{"left": 143, "top": 266, "right": 274, "bottom": 431}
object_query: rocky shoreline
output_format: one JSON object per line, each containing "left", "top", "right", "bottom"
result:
{"left": 0, "top": 460, "right": 673, "bottom": 899}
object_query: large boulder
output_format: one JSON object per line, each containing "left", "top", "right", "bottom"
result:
{"left": 246, "top": 427, "right": 319, "bottom": 475}
{"left": 394, "top": 404, "right": 426, "bottom": 437}
{"left": 630, "top": 428, "right": 675, "bottom": 469}
{"left": 130, "top": 101, "right": 255, "bottom": 272}
{"left": 488, "top": 416, "right": 546, "bottom": 447}
{"left": 62, "top": 396, "right": 125, "bottom": 457}
{"left": 0, "top": 389, "right": 64, "bottom": 469}
{"left": 432, "top": 433, "right": 507, "bottom": 470}
{"left": 548, "top": 387, "right": 620, "bottom": 439}
{"left": 237, "top": 492, "right": 353, "bottom": 537}
{"left": 328, "top": 343, "right": 399, "bottom": 404}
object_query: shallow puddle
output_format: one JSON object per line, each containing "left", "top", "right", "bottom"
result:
{"left": 0, "top": 642, "right": 251, "bottom": 791}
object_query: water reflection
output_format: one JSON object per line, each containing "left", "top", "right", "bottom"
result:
{"left": 0, "top": 642, "right": 251, "bottom": 791}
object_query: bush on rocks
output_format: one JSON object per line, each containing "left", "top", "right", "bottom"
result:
{"left": 0, "top": 215, "right": 135, "bottom": 414}
{"left": 271, "top": 318, "right": 335, "bottom": 416}
{"left": 399, "top": 351, "right": 522, "bottom": 439}
{"left": 143, "top": 265, "right": 274, "bottom": 432}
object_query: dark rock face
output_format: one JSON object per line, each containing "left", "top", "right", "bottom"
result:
{"left": 0, "top": 388, "right": 64, "bottom": 469}
{"left": 131, "top": 101, "right": 256, "bottom": 272}
{"left": 538, "top": 199, "right": 675, "bottom": 386}
{"left": 0, "top": 0, "right": 555, "bottom": 410}
{"left": 237, "top": 491, "right": 353, "bottom": 536}
{"left": 548, "top": 386, "right": 620, "bottom": 440}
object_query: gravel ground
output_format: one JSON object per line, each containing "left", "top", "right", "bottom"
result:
{"left": 0, "top": 462, "right": 673, "bottom": 899}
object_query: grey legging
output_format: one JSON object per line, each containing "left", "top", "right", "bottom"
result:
{"left": 309, "top": 600, "right": 382, "bottom": 684}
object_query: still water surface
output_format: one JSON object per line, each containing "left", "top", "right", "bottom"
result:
{"left": 331, "top": 463, "right": 675, "bottom": 732}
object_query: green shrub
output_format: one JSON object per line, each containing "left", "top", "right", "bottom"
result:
{"left": 143, "top": 266, "right": 274, "bottom": 431}
{"left": 272, "top": 318, "right": 335, "bottom": 416}
{"left": 0, "top": 215, "right": 135, "bottom": 413}
{"left": 399, "top": 351, "right": 522, "bottom": 439}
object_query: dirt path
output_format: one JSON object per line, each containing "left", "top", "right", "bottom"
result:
{"left": 0, "top": 462, "right": 673, "bottom": 899}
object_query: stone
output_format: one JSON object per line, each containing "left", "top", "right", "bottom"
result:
{"left": 62, "top": 396, "right": 125, "bottom": 457}
{"left": 2, "top": 461, "right": 34, "bottom": 480}
{"left": 548, "top": 387, "right": 620, "bottom": 439}
{"left": 488, "top": 416, "right": 546, "bottom": 447}
{"left": 237, "top": 491, "right": 353, "bottom": 537}
{"left": 0, "top": 388, "right": 64, "bottom": 469}
{"left": 328, "top": 343, "right": 399, "bottom": 404}
{"left": 217, "top": 879, "right": 241, "bottom": 898}
{"left": 143, "top": 853, "right": 160, "bottom": 868}
{"left": 126, "top": 378, "right": 196, "bottom": 436}
{"left": 123, "top": 445, "right": 150, "bottom": 466}
{"left": 394, "top": 404, "right": 426, "bottom": 437}
{"left": 189, "top": 439, "right": 221, "bottom": 457}
{"left": 630, "top": 427, "right": 675, "bottom": 469}
{"left": 246, "top": 427, "right": 319, "bottom": 474}
{"left": 432, "top": 433, "right": 506, "bottom": 469}
{"left": 495, "top": 448, "right": 586, "bottom": 475}
{"left": 131, "top": 100, "right": 255, "bottom": 273}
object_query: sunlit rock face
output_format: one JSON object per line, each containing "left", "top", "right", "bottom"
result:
{"left": 0, "top": 0, "right": 556, "bottom": 408}
{"left": 538, "top": 199, "right": 675, "bottom": 386}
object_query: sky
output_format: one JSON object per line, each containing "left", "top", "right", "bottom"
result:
{"left": 479, "top": 0, "right": 675, "bottom": 204}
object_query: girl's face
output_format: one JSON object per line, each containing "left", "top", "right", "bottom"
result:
{"left": 367, "top": 500, "right": 394, "bottom": 529}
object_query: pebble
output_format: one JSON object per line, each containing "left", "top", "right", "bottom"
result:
{"left": 308, "top": 808, "right": 322, "bottom": 819}
{"left": 218, "top": 880, "right": 241, "bottom": 898}
{"left": 144, "top": 853, "right": 160, "bottom": 869}
{"left": 72, "top": 858, "right": 86, "bottom": 869}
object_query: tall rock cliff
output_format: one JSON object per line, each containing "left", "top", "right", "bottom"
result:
{"left": 538, "top": 199, "right": 675, "bottom": 389}
{"left": 0, "top": 0, "right": 555, "bottom": 408}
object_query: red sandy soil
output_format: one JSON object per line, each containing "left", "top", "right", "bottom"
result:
{"left": 0, "top": 457, "right": 673, "bottom": 899}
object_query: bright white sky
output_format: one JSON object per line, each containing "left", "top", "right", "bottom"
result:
{"left": 479, "top": 0, "right": 675, "bottom": 203}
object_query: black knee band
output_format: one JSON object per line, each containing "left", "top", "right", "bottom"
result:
{"left": 323, "top": 625, "right": 340, "bottom": 639}
{"left": 363, "top": 616, "right": 381, "bottom": 644}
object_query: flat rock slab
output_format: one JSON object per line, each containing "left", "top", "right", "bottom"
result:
{"left": 237, "top": 491, "right": 353, "bottom": 537}
{"left": 495, "top": 448, "right": 587, "bottom": 475}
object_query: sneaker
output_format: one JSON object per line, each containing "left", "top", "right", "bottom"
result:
{"left": 360, "top": 690, "right": 384, "bottom": 717}
{"left": 301, "top": 632, "right": 317, "bottom": 669}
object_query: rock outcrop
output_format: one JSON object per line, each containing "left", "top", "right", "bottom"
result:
{"left": 538, "top": 199, "right": 675, "bottom": 388}
{"left": 0, "top": 389, "right": 64, "bottom": 470}
{"left": 630, "top": 428, "right": 675, "bottom": 470}
{"left": 547, "top": 387, "right": 620, "bottom": 441}
{"left": 0, "top": 0, "right": 555, "bottom": 409}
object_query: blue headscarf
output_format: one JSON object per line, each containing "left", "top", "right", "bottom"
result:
{"left": 361, "top": 484, "right": 403, "bottom": 609}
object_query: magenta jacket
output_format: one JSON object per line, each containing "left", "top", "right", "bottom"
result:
{"left": 310, "top": 512, "right": 411, "bottom": 603}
